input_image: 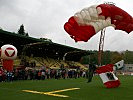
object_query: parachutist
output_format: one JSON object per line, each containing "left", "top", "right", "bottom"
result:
{"left": 87, "top": 63, "right": 97, "bottom": 83}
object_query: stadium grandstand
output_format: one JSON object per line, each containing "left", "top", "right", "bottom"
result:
{"left": 0, "top": 29, "right": 92, "bottom": 70}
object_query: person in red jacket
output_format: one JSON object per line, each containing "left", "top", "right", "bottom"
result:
{"left": 0, "top": 68, "right": 3, "bottom": 82}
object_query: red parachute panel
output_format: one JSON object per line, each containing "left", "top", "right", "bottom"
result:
{"left": 64, "top": 17, "right": 96, "bottom": 42}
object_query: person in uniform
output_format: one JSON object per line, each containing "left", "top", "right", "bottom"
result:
{"left": 87, "top": 63, "right": 97, "bottom": 82}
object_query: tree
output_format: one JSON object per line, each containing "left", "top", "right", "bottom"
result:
{"left": 18, "top": 24, "right": 25, "bottom": 35}
{"left": 80, "top": 50, "right": 98, "bottom": 65}
{"left": 18, "top": 24, "right": 29, "bottom": 36}
{"left": 25, "top": 33, "right": 29, "bottom": 37}
{"left": 110, "top": 51, "right": 123, "bottom": 64}
{"left": 123, "top": 50, "right": 133, "bottom": 64}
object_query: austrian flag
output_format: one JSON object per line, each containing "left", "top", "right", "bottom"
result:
{"left": 96, "top": 64, "right": 120, "bottom": 88}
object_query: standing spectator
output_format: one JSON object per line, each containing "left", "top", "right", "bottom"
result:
{"left": 2, "top": 70, "right": 6, "bottom": 82}
{"left": 74, "top": 70, "right": 77, "bottom": 79}
{"left": 14, "top": 69, "right": 18, "bottom": 81}
{"left": 41, "top": 71, "right": 45, "bottom": 80}
{"left": 29, "top": 70, "right": 34, "bottom": 80}
{"left": 62, "top": 69, "right": 66, "bottom": 79}
{"left": 38, "top": 70, "right": 41, "bottom": 80}
{"left": 6, "top": 71, "right": 13, "bottom": 82}
{"left": 82, "top": 71, "right": 86, "bottom": 78}
{"left": 46, "top": 68, "right": 50, "bottom": 79}
{"left": 24, "top": 70, "right": 28, "bottom": 80}
{"left": 0, "top": 68, "right": 3, "bottom": 82}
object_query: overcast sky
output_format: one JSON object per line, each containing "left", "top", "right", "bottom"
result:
{"left": 0, "top": 0, "right": 133, "bottom": 51}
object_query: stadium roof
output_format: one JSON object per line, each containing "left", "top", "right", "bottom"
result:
{"left": 0, "top": 29, "right": 93, "bottom": 61}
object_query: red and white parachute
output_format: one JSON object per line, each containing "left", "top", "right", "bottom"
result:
{"left": 96, "top": 64, "right": 120, "bottom": 88}
{"left": 64, "top": 4, "right": 133, "bottom": 42}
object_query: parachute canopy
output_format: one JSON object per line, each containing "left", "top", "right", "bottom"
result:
{"left": 96, "top": 64, "right": 120, "bottom": 88}
{"left": 64, "top": 4, "right": 133, "bottom": 42}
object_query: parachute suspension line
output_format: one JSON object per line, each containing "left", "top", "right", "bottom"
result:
{"left": 98, "top": 28, "right": 106, "bottom": 66}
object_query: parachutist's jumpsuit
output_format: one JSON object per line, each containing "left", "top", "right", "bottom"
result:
{"left": 88, "top": 64, "right": 97, "bottom": 82}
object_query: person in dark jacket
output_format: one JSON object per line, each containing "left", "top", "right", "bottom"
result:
{"left": 87, "top": 63, "right": 97, "bottom": 82}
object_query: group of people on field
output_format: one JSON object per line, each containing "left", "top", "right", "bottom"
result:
{"left": 0, "top": 67, "right": 89, "bottom": 82}
{"left": 0, "top": 62, "right": 98, "bottom": 83}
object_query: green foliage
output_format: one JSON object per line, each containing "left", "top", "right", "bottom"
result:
{"left": 123, "top": 50, "right": 133, "bottom": 64}
{"left": 81, "top": 55, "right": 90, "bottom": 64}
{"left": 102, "top": 50, "right": 111, "bottom": 65}
{"left": 110, "top": 51, "right": 123, "bottom": 64}
{"left": 81, "top": 50, "right": 133, "bottom": 64}
{"left": 25, "top": 33, "right": 29, "bottom": 37}
{"left": 81, "top": 51, "right": 98, "bottom": 64}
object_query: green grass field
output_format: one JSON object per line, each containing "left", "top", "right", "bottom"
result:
{"left": 0, "top": 75, "right": 133, "bottom": 100}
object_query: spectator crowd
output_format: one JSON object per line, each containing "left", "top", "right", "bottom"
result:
{"left": 0, "top": 67, "right": 88, "bottom": 82}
